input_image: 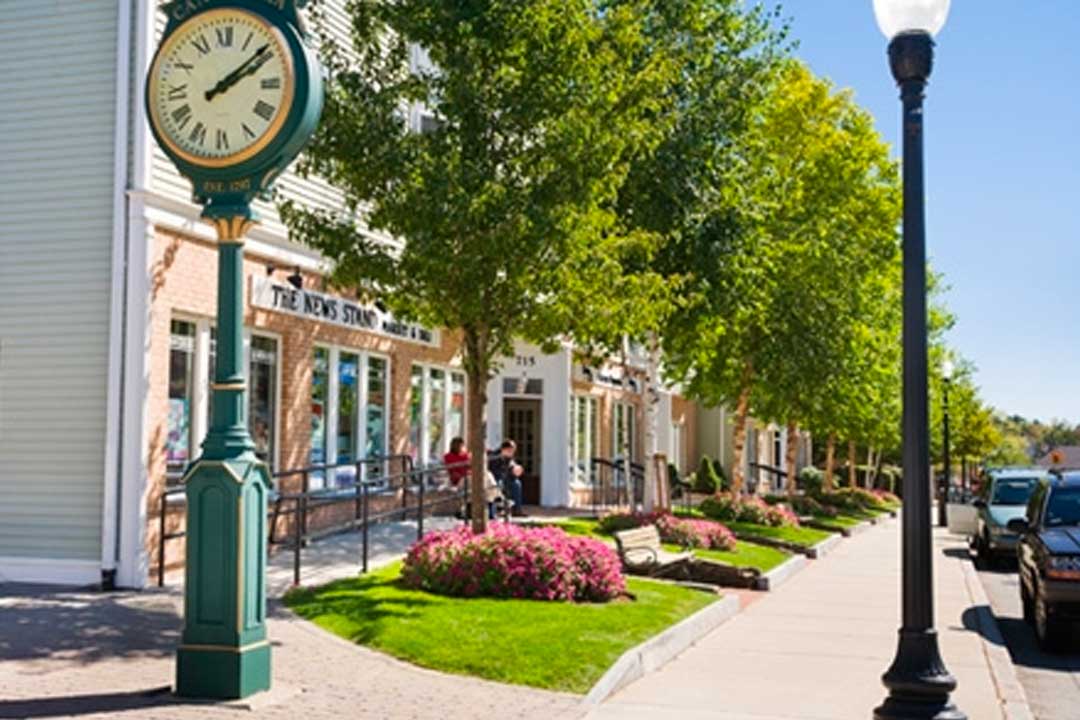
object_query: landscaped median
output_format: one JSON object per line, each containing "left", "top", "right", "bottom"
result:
{"left": 283, "top": 524, "right": 725, "bottom": 694}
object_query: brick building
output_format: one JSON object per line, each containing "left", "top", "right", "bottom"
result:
{"left": 0, "top": 0, "right": 714, "bottom": 589}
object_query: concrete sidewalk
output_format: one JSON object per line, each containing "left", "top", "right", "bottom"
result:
{"left": 587, "top": 518, "right": 1025, "bottom": 720}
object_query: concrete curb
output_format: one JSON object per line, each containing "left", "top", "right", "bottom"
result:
{"left": 582, "top": 593, "right": 741, "bottom": 706}
{"left": 754, "top": 553, "right": 808, "bottom": 591}
{"left": 806, "top": 532, "right": 843, "bottom": 559}
{"left": 958, "top": 553, "right": 1035, "bottom": 720}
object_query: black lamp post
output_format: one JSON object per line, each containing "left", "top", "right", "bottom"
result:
{"left": 872, "top": 1, "right": 965, "bottom": 719}
{"left": 939, "top": 359, "right": 953, "bottom": 526}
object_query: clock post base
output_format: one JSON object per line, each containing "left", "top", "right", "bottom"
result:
{"left": 177, "top": 641, "right": 271, "bottom": 700}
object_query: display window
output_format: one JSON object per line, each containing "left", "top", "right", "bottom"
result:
{"left": 308, "top": 345, "right": 392, "bottom": 488}
{"left": 409, "top": 363, "right": 466, "bottom": 466}
{"left": 166, "top": 320, "right": 196, "bottom": 479}
{"left": 168, "top": 317, "right": 281, "bottom": 481}
{"left": 569, "top": 395, "right": 599, "bottom": 487}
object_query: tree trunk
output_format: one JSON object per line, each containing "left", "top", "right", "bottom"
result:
{"left": 463, "top": 328, "right": 491, "bottom": 534}
{"left": 848, "top": 440, "right": 857, "bottom": 489}
{"left": 642, "top": 332, "right": 661, "bottom": 512}
{"left": 824, "top": 433, "right": 836, "bottom": 491}
{"left": 785, "top": 421, "right": 799, "bottom": 495}
{"left": 730, "top": 371, "right": 753, "bottom": 496}
{"left": 865, "top": 446, "right": 875, "bottom": 489}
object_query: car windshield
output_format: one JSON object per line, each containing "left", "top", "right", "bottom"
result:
{"left": 990, "top": 478, "right": 1038, "bottom": 506}
{"left": 1045, "top": 488, "right": 1080, "bottom": 528}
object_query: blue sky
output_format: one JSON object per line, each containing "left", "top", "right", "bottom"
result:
{"left": 787, "top": 1, "right": 1080, "bottom": 424}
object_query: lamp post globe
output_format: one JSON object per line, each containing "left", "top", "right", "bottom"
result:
{"left": 873, "top": 0, "right": 951, "bottom": 39}
{"left": 872, "top": 1, "right": 965, "bottom": 719}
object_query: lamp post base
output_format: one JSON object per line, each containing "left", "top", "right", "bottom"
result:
{"left": 875, "top": 629, "right": 966, "bottom": 720}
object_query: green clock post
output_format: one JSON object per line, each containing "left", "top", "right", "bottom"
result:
{"left": 145, "top": 0, "right": 323, "bottom": 700}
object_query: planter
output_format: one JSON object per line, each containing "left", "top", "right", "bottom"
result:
{"left": 754, "top": 554, "right": 808, "bottom": 591}
{"left": 583, "top": 594, "right": 741, "bottom": 705}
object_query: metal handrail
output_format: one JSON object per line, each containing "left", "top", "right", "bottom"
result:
{"left": 588, "top": 457, "right": 646, "bottom": 514}
{"left": 157, "top": 455, "right": 474, "bottom": 588}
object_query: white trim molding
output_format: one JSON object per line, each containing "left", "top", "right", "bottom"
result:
{"left": 0, "top": 557, "right": 101, "bottom": 587}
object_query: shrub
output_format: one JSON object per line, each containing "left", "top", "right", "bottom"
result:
{"left": 710, "top": 457, "right": 731, "bottom": 492}
{"left": 700, "top": 493, "right": 800, "bottom": 527}
{"left": 693, "top": 456, "right": 720, "bottom": 494}
{"left": 764, "top": 493, "right": 837, "bottom": 519}
{"left": 402, "top": 524, "right": 625, "bottom": 603}
{"left": 698, "top": 493, "right": 739, "bottom": 522}
{"left": 798, "top": 466, "right": 825, "bottom": 496}
{"left": 597, "top": 511, "right": 644, "bottom": 535}
{"left": 597, "top": 511, "right": 737, "bottom": 551}
{"left": 872, "top": 488, "right": 901, "bottom": 506}
{"left": 819, "top": 487, "right": 891, "bottom": 513}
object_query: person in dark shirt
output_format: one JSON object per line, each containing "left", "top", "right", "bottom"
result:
{"left": 488, "top": 439, "right": 526, "bottom": 517}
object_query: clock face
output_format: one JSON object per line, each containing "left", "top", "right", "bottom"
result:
{"left": 149, "top": 8, "right": 295, "bottom": 168}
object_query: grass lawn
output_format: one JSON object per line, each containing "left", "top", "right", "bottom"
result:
{"left": 664, "top": 542, "right": 789, "bottom": 572}
{"left": 284, "top": 561, "right": 717, "bottom": 693}
{"left": 808, "top": 513, "right": 863, "bottom": 531}
{"left": 724, "top": 521, "right": 834, "bottom": 548}
{"left": 536, "top": 519, "right": 791, "bottom": 572}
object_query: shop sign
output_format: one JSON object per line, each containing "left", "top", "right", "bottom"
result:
{"left": 250, "top": 276, "right": 439, "bottom": 347}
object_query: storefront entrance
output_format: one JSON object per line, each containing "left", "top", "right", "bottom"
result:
{"left": 503, "top": 399, "right": 542, "bottom": 505}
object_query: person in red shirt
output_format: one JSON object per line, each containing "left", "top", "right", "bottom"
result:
{"left": 444, "top": 437, "right": 470, "bottom": 487}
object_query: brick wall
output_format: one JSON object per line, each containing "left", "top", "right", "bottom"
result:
{"left": 144, "top": 227, "right": 463, "bottom": 578}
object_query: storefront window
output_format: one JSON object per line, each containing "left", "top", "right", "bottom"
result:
{"left": 613, "top": 401, "right": 636, "bottom": 464}
{"left": 428, "top": 368, "right": 446, "bottom": 462}
{"left": 166, "top": 320, "right": 196, "bottom": 479}
{"left": 409, "top": 365, "right": 423, "bottom": 463}
{"left": 337, "top": 352, "right": 359, "bottom": 465}
{"left": 311, "top": 348, "right": 329, "bottom": 467}
{"left": 409, "top": 364, "right": 465, "bottom": 466}
{"left": 570, "top": 395, "right": 598, "bottom": 487}
{"left": 448, "top": 372, "right": 465, "bottom": 443}
{"left": 366, "top": 356, "right": 388, "bottom": 461}
{"left": 249, "top": 336, "right": 277, "bottom": 468}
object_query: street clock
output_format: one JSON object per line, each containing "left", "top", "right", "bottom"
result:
{"left": 147, "top": 0, "right": 323, "bottom": 209}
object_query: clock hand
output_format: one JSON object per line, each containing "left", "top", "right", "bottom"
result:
{"left": 204, "top": 44, "right": 270, "bottom": 102}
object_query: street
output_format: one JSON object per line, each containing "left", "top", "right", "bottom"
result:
{"left": 976, "top": 557, "right": 1080, "bottom": 719}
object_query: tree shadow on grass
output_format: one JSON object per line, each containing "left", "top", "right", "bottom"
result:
{"left": 281, "top": 575, "right": 437, "bottom": 644}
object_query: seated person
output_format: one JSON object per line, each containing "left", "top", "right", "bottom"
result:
{"left": 443, "top": 436, "right": 470, "bottom": 487}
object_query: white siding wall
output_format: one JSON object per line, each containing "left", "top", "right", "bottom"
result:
{"left": 0, "top": 2, "right": 119, "bottom": 570}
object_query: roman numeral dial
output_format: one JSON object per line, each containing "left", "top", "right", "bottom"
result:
{"left": 149, "top": 8, "right": 294, "bottom": 167}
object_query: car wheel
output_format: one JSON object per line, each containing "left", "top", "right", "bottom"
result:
{"left": 975, "top": 532, "right": 991, "bottom": 567}
{"left": 1021, "top": 579, "right": 1034, "bottom": 624}
{"left": 1034, "top": 592, "right": 1065, "bottom": 652}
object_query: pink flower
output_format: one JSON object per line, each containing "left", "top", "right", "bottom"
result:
{"left": 402, "top": 524, "right": 625, "bottom": 602}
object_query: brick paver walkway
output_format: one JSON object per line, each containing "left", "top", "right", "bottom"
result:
{"left": 0, "top": 519, "right": 583, "bottom": 720}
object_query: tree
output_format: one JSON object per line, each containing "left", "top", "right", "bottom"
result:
{"left": 553, "top": 0, "right": 787, "bottom": 507}
{"left": 664, "top": 60, "right": 901, "bottom": 494}
{"left": 284, "top": 0, "right": 676, "bottom": 531}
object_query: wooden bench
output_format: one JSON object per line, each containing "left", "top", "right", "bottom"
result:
{"left": 613, "top": 525, "right": 694, "bottom": 578}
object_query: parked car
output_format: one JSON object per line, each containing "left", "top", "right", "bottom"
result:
{"left": 971, "top": 467, "right": 1048, "bottom": 563}
{"left": 1009, "top": 471, "right": 1080, "bottom": 650}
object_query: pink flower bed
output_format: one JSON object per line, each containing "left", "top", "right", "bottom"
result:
{"left": 872, "top": 489, "right": 901, "bottom": 505}
{"left": 700, "top": 493, "right": 801, "bottom": 527}
{"left": 598, "top": 511, "right": 737, "bottom": 551}
{"left": 401, "top": 524, "right": 625, "bottom": 602}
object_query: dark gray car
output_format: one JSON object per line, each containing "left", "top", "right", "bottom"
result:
{"left": 1009, "top": 471, "right": 1080, "bottom": 651}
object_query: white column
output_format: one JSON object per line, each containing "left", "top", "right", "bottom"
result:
{"left": 193, "top": 319, "right": 211, "bottom": 454}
